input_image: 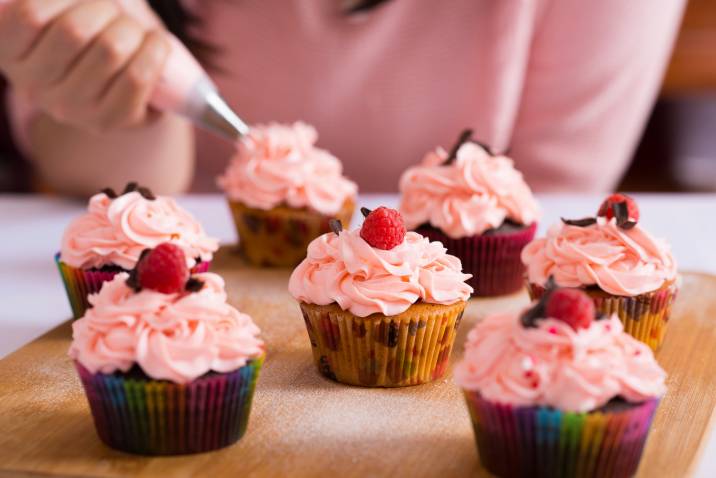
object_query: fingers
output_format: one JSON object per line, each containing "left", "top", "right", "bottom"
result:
{"left": 0, "top": 0, "right": 171, "bottom": 132}
{"left": 45, "top": 16, "right": 146, "bottom": 121}
{"left": 0, "top": 0, "right": 77, "bottom": 65}
{"left": 8, "top": 0, "right": 122, "bottom": 91}
{"left": 95, "top": 30, "right": 170, "bottom": 130}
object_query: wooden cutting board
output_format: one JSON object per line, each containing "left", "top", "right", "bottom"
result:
{"left": 1, "top": 248, "right": 715, "bottom": 478}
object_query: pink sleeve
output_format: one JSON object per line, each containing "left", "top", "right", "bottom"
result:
{"left": 509, "top": 0, "right": 687, "bottom": 192}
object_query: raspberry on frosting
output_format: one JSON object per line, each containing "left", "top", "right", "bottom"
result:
{"left": 359, "top": 207, "right": 407, "bottom": 250}
{"left": 134, "top": 243, "right": 190, "bottom": 294}
{"left": 597, "top": 193, "right": 640, "bottom": 223}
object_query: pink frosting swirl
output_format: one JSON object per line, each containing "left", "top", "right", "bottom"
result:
{"left": 522, "top": 217, "right": 677, "bottom": 296}
{"left": 217, "top": 122, "right": 357, "bottom": 215}
{"left": 69, "top": 272, "right": 264, "bottom": 384}
{"left": 454, "top": 312, "right": 666, "bottom": 412}
{"left": 399, "top": 142, "right": 541, "bottom": 238}
{"left": 60, "top": 192, "right": 219, "bottom": 270}
{"left": 288, "top": 229, "right": 473, "bottom": 317}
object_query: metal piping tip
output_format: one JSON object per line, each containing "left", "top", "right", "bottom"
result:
{"left": 198, "top": 90, "right": 250, "bottom": 142}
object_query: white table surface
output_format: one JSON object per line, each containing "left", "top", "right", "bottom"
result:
{"left": 1, "top": 192, "right": 715, "bottom": 476}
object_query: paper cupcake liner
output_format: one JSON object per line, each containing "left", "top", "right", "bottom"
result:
{"left": 227, "top": 199, "right": 355, "bottom": 268}
{"left": 527, "top": 282, "right": 678, "bottom": 351}
{"left": 75, "top": 357, "right": 263, "bottom": 455}
{"left": 56, "top": 253, "right": 211, "bottom": 319}
{"left": 299, "top": 301, "right": 466, "bottom": 387}
{"left": 464, "top": 392, "right": 659, "bottom": 478}
{"left": 416, "top": 223, "right": 537, "bottom": 297}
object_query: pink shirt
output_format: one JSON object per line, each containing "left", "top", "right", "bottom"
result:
{"left": 12, "top": 0, "right": 687, "bottom": 193}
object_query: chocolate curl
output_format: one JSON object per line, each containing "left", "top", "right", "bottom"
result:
{"left": 125, "top": 269, "right": 141, "bottom": 292}
{"left": 123, "top": 182, "right": 139, "bottom": 194}
{"left": 125, "top": 248, "right": 151, "bottom": 292}
{"left": 521, "top": 275, "right": 557, "bottom": 328}
{"left": 329, "top": 219, "right": 343, "bottom": 235}
{"left": 612, "top": 202, "right": 637, "bottom": 229}
{"left": 444, "top": 128, "right": 474, "bottom": 164}
{"left": 561, "top": 217, "right": 597, "bottom": 227}
{"left": 360, "top": 207, "right": 372, "bottom": 218}
{"left": 137, "top": 186, "right": 156, "bottom": 200}
{"left": 101, "top": 187, "right": 118, "bottom": 199}
{"left": 185, "top": 277, "right": 205, "bottom": 292}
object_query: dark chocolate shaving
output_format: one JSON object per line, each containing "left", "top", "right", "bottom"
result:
{"left": 138, "top": 248, "right": 151, "bottom": 263}
{"left": 137, "top": 186, "right": 156, "bottom": 200}
{"left": 444, "top": 128, "right": 474, "bottom": 164}
{"left": 125, "top": 269, "right": 141, "bottom": 292}
{"left": 329, "top": 219, "right": 343, "bottom": 235}
{"left": 521, "top": 299, "right": 547, "bottom": 328}
{"left": 123, "top": 182, "right": 139, "bottom": 194}
{"left": 521, "top": 276, "right": 557, "bottom": 328}
{"left": 360, "top": 207, "right": 372, "bottom": 218}
{"left": 611, "top": 201, "right": 636, "bottom": 229}
{"left": 561, "top": 217, "right": 597, "bottom": 227}
{"left": 545, "top": 275, "right": 558, "bottom": 291}
{"left": 101, "top": 187, "right": 118, "bottom": 199}
{"left": 185, "top": 277, "right": 205, "bottom": 292}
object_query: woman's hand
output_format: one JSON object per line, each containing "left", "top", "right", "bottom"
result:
{"left": 0, "top": 0, "right": 170, "bottom": 132}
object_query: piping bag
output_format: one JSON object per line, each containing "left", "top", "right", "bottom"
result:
{"left": 0, "top": 0, "right": 250, "bottom": 142}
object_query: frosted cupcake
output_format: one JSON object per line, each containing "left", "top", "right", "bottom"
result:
{"left": 521, "top": 194, "right": 678, "bottom": 351}
{"left": 218, "top": 122, "right": 357, "bottom": 267}
{"left": 455, "top": 287, "right": 666, "bottom": 478}
{"left": 289, "top": 207, "right": 473, "bottom": 387}
{"left": 70, "top": 243, "right": 264, "bottom": 455}
{"left": 399, "top": 129, "right": 540, "bottom": 296}
{"left": 58, "top": 183, "right": 218, "bottom": 318}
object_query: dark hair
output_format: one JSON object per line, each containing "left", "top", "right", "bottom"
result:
{"left": 148, "top": 0, "right": 391, "bottom": 65}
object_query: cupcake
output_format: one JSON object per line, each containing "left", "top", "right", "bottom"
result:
{"left": 399, "top": 129, "right": 540, "bottom": 296}
{"left": 57, "top": 183, "right": 218, "bottom": 319}
{"left": 218, "top": 122, "right": 357, "bottom": 267}
{"left": 69, "top": 243, "right": 264, "bottom": 455}
{"left": 521, "top": 193, "right": 678, "bottom": 351}
{"left": 288, "top": 207, "right": 473, "bottom": 387}
{"left": 454, "top": 287, "right": 666, "bottom": 478}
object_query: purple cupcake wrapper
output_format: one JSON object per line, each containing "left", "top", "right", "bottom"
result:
{"left": 416, "top": 223, "right": 537, "bottom": 296}
{"left": 55, "top": 253, "right": 211, "bottom": 319}
{"left": 464, "top": 392, "right": 659, "bottom": 478}
{"left": 75, "top": 357, "right": 263, "bottom": 455}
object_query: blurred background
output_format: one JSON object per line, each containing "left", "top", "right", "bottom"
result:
{"left": 0, "top": 0, "right": 714, "bottom": 194}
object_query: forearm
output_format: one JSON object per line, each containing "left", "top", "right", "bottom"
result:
{"left": 28, "top": 112, "right": 195, "bottom": 197}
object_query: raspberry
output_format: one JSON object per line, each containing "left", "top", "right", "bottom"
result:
{"left": 360, "top": 207, "right": 406, "bottom": 250}
{"left": 597, "top": 193, "right": 639, "bottom": 222}
{"left": 136, "top": 243, "right": 189, "bottom": 293}
{"left": 545, "top": 288, "right": 595, "bottom": 330}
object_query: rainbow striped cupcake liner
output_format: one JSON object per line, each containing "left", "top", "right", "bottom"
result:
{"left": 416, "top": 223, "right": 537, "bottom": 297}
{"left": 464, "top": 392, "right": 659, "bottom": 478}
{"left": 75, "top": 357, "right": 263, "bottom": 455}
{"left": 299, "top": 301, "right": 466, "bottom": 387}
{"left": 227, "top": 199, "right": 354, "bottom": 268}
{"left": 56, "top": 253, "right": 211, "bottom": 319}
{"left": 528, "top": 282, "right": 678, "bottom": 352}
